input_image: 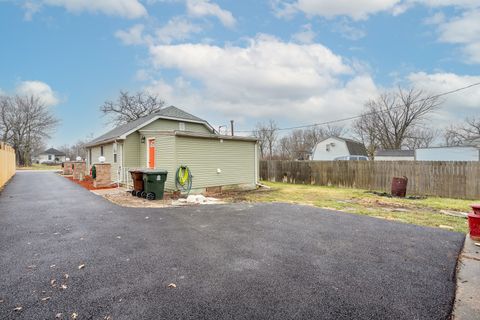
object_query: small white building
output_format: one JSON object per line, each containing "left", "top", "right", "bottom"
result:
{"left": 35, "top": 148, "right": 66, "bottom": 164}
{"left": 312, "top": 137, "right": 368, "bottom": 161}
{"left": 415, "top": 146, "right": 480, "bottom": 161}
{"left": 375, "top": 149, "right": 415, "bottom": 161}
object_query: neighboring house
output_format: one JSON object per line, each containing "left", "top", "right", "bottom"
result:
{"left": 375, "top": 149, "right": 415, "bottom": 161}
{"left": 415, "top": 146, "right": 480, "bottom": 161}
{"left": 312, "top": 137, "right": 368, "bottom": 161}
{"left": 35, "top": 148, "right": 66, "bottom": 164}
{"left": 85, "top": 106, "right": 259, "bottom": 193}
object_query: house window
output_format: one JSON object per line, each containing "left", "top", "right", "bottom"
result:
{"left": 113, "top": 142, "right": 117, "bottom": 163}
{"left": 100, "top": 146, "right": 104, "bottom": 156}
{"left": 89, "top": 149, "right": 92, "bottom": 165}
{"left": 179, "top": 122, "right": 186, "bottom": 131}
{"left": 48, "top": 154, "right": 52, "bottom": 160}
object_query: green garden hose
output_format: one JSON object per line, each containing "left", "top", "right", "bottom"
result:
{"left": 175, "top": 165, "right": 192, "bottom": 194}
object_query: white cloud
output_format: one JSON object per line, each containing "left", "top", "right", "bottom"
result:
{"left": 407, "top": 72, "right": 480, "bottom": 126}
{"left": 31, "top": 0, "right": 147, "bottom": 19}
{"left": 115, "top": 24, "right": 147, "bottom": 45}
{"left": 408, "top": 72, "right": 480, "bottom": 109}
{"left": 23, "top": 1, "right": 42, "bottom": 21}
{"left": 186, "top": 0, "right": 236, "bottom": 27}
{"left": 145, "top": 35, "right": 379, "bottom": 125}
{"left": 155, "top": 17, "right": 203, "bottom": 44}
{"left": 116, "top": 17, "right": 203, "bottom": 46}
{"left": 277, "top": 0, "right": 404, "bottom": 20}
{"left": 15, "top": 81, "right": 60, "bottom": 107}
{"left": 292, "top": 24, "right": 316, "bottom": 44}
{"left": 436, "top": 9, "right": 480, "bottom": 63}
{"left": 333, "top": 19, "right": 366, "bottom": 40}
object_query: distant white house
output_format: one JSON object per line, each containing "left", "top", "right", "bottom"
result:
{"left": 375, "top": 149, "right": 415, "bottom": 161}
{"left": 312, "top": 137, "right": 368, "bottom": 161}
{"left": 35, "top": 148, "right": 66, "bottom": 164}
{"left": 415, "top": 146, "right": 480, "bottom": 161}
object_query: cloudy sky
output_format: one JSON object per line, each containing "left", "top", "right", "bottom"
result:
{"left": 1, "top": 0, "right": 479, "bottom": 146}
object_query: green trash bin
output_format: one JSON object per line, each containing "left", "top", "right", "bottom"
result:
{"left": 142, "top": 170, "right": 168, "bottom": 200}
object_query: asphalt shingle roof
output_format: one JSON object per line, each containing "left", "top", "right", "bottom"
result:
{"left": 337, "top": 137, "right": 368, "bottom": 156}
{"left": 86, "top": 106, "right": 210, "bottom": 147}
{"left": 41, "top": 148, "right": 66, "bottom": 156}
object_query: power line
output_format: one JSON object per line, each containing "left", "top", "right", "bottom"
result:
{"left": 235, "top": 81, "right": 480, "bottom": 133}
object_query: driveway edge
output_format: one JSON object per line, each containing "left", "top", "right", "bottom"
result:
{"left": 452, "top": 236, "right": 480, "bottom": 320}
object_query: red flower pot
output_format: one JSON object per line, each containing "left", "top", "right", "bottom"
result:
{"left": 468, "top": 204, "right": 480, "bottom": 241}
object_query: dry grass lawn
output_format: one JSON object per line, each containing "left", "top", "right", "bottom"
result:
{"left": 224, "top": 182, "right": 472, "bottom": 233}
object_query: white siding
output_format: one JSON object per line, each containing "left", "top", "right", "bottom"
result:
{"left": 416, "top": 147, "right": 480, "bottom": 161}
{"left": 313, "top": 138, "right": 350, "bottom": 160}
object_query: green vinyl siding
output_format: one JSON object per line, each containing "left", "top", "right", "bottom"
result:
{"left": 141, "top": 119, "right": 211, "bottom": 133}
{"left": 88, "top": 143, "right": 122, "bottom": 183}
{"left": 123, "top": 132, "right": 140, "bottom": 168}
{"left": 175, "top": 136, "right": 256, "bottom": 191}
{"left": 138, "top": 134, "right": 177, "bottom": 190}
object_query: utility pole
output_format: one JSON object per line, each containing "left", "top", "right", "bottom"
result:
{"left": 230, "top": 120, "right": 234, "bottom": 136}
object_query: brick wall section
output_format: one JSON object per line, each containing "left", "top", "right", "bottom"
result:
{"left": 73, "top": 162, "right": 86, "bottom": 181}
{"left": 63, "top": 161, "right": 73, "bottom": 175}
{"left": 94, "top": 163, "right": 112, "bottom": 188}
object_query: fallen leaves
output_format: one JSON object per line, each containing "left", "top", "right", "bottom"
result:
{"left": 475, "top": 242, "right": 480, "bottom": 247}
{"left": 78, "top": 264, "right": 85, "bottom": 270}
{"left": 41, "top": 296, "right": 51, "bottom": 302}
{"left": 50, "top": 279, "right": 57, "bottom": 287}
{"left": 56, "top": 313, "right": 63, "bottom": 318}
{"left": 167, "top": 283, "right": 177, "bottom": 288}
{"left": 14, "top": 306, "right": 22, "bottom": 312}
{"left": 61, "top": 284, "right": 68, "bottom": 290}
{"left": 71, "top": 312, "right": 78, "bottom": 319}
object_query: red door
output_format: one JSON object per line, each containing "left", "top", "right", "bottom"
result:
{"left": 148, "top": 139, "right": 155, "bottom": 168}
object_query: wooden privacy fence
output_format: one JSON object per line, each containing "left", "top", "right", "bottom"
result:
{"left": 0, "top": 142, "right": 16, "bottom": 188}
{"left": 260, "top": 160, "right": 480, "bottom": 200}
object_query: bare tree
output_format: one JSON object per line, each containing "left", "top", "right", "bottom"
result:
{"left": 353, "top": 87, "right": 441, "bottom": 153}
{"left": 404, "top": 128, "right": 437, "bottom": 149}
{"left": 444, "top": 116, "right": 480, "bottom": 146}
{"left": 59, "top": 134, "right": 93, "bottom": 160}
{"left": 253, "top": 120, "right": 279, "bottom": 159}
{"left": 100, "top": 91, "right": 165, "bottom": 126}
{"left": 0, "top": 95, "right": 59, "bottom": 166}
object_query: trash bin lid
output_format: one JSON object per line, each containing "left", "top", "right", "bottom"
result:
{"left": 142, "top": 169, "right": 168, "bottom": 174}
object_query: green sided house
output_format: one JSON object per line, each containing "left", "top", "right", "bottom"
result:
{"left": 85, "top": 106, "right": 259, "bottom": 193}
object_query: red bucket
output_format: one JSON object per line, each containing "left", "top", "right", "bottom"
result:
{"left": 468, "top": 204, "right": 480, "bottom": 241}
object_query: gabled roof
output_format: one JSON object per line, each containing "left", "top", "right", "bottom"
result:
{"left": 375, "top": 149, "right": 415, "bottom": 157}
{"left": 41, "top": 148, "right": 66, "bottom": 156}
{"left": 85, "top": 106, "right": 214, "bottom": 147}
{"left": 319, "top": 136, "right": 368, "bottom": 156}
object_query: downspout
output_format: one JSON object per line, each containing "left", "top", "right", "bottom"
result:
{"left": 254, "top": 141, "right": 258, "bottom": 186}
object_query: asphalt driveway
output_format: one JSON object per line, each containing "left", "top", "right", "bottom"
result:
{"left": 0, "top": 172, "right": 464, "bottom": 319}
